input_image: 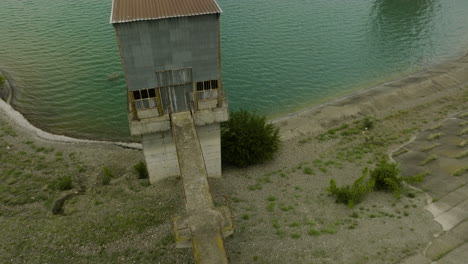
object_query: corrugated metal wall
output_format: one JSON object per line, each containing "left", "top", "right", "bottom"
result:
{"left": 115, "top": 14, "right": 219, "bottom": 91}
{"left": 156, "top": 68, "right": 193, "bottom": 113}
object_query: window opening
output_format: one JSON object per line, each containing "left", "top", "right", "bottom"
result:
{"left": 133, "top": 88, "right": 158, "bottom": 110}
{"left": 196, "top": 80, "right": 219, "bottom": 101}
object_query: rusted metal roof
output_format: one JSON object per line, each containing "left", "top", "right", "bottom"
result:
{"left": 111, "top": 0, "right": 222, "bottom": 24}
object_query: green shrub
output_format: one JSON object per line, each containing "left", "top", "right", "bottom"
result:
{"left": 362, "top": 116, "right": 375, "bottom": 130}
{"left": 370, "top": 159, "right": 401, "bottom": 192}
{"left": 0, "top": 75, "right": 5, "bottom": 85}
{"left": 133, "top": 161, "right": 149, "bottom": 179}
{"left": 221, "top": 110, "right": 280, "bottom": 167}
{"left": 370, "top": 159, "right": 425, "bottom": 197}
{"left": 327, "top": 167, "right": 375, "bottom": 208}
{"left": 49, "top": 175, "right": 73, "bottom": 191}
{"left": 101, "top": 167, "right": 113, "bottom": 185}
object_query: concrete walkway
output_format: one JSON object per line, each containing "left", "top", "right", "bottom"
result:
{"left": 395, "top": 111, "right": 468, "bottom": 264}
{"left": 170, "top": 112, "right": 232, "bottom": 264}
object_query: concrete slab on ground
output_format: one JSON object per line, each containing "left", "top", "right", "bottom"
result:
{"left": 437, "top": 242, "right": 468, "bottom": 264}
{"left": 425, "top": 233, "right": 464, "bottom": 261}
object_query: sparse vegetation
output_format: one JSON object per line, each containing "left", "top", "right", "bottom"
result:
{"left": 49, "top": 175, "right": 73, "bottom": 191}
{"left": 459, "top": 128, "right": 468, "bottom": 136}
{"left": 421, "top": 143, "right": 440, "bottom": 152}
{"left": 327, "top": 167, "right": 375, "bottom": 208}
{"left": 452, "top": 166, "right": 468, "bottom": 176}
{"left": 427, "top": 132, "right": 444, "bottom": 140}
{"left": 420, "top": 154, "right": 438, "bottom": 165}
{"left": 303, "top": 167, "right": 314, "bottom": 175}
{"left": 133, "top": 161, "right": 149, "bottom": 179}
{"left": 221, "top": 110, "right": 280, "bottom": 167}
{"left": 370, "top": 159, "right": 425, "bottom": 198}
{"left": 459, "top": 140, "right": 467, "bottom": 147}
{"left": 455, "top": 149, "right": 468, "bottom": 159}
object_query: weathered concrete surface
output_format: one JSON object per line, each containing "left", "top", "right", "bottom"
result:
{"left": 142, "top": 131, "right": 180, "bottom": 183}
{"left": 394, "top": 111, "right": 468, "bottom": 263}
{"left": 400, "top": 254, "right": 431, "bottom": 264}
{"left": 171, "top": 111, "right": 232, "bottom": 264}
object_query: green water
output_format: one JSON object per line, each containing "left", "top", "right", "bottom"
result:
{"left": 0, "top": 0, "right": 467, "bottom": 141}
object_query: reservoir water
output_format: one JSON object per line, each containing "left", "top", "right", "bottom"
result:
{"left": 1, "top": 0, "right": 467, "bottom": 141}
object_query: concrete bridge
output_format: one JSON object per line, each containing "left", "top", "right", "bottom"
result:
{"left": 170, "top": 112, "right": 232, "bottom": 264}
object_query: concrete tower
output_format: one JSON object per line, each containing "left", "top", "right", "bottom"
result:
{"left": 111, "top": 0, "right": 228, "bottom": 183}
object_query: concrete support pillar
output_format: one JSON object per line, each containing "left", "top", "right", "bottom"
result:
{"left": 142, "top": 131, "right": 180, "bottom": 183}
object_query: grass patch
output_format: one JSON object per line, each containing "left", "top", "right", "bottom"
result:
{"left": 459, "top": 140, "right": 467, "bottom": 147}
{"left": 290, "top": 233, "right": 301, "bottom": 239}
{"left": 427, "top": 133, "right": 444, "bottom": 140}
{"left": 421, "top": 143, "right": 440, "bottom": 152}
{"left": 455, "top": 149, "right": 468, "bottom": 159}
{"left": 420, "top": 154, "right": 438, "bottom": 166}
{"left": 452, "top": 166, "right": 468, "bottom": 176}
{"left": 393, "top": 148, "right": 408, "bottom": 157}
{"left": 320, "top": 226, "right": 337, "bottom": 235}
{"left": 48, "top": 175, "right": 73, "bottom": 191}
{"left": 267, "top": 195, "right": 277, "bottom": 201}
{"left": 459, "top": 128, "right": 468, "bottom": 136}
{"left": 303, "top": 167, "right": 314, "bottom": 175}
{"left": 308, "top": 228, "right": 321, "bottom": 236}
{"left": 266, "top": 202, "right": 275, "bottom": 212}
{"left": 327, "top": 167, "right": 374, "bottom": 208}
{"left": 133, "top": 161, "right": 148, "bottom": 179}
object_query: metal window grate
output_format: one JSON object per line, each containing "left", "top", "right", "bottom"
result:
{"left": 133, "top": 88, "right": 158, "bottom": 110}
{"left": 196, "top": 80, "right": 218, "bottom": 101}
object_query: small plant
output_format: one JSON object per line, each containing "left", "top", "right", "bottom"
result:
{"left": 393, "top": 148, "right": 408, "bottom": 157}
{"left": 370, "top": 159, "right": 425, "bottom": 198}
{"left": 320, "top": 226, "right": 337, "bottom": 234}
{"left": 221, "top": 110, "right": 280, "bottom": 167}
{"left": 427, "top": 133, "right": 444, "bottom": 140}
{"left": 266, "top": 202, "right": 275, "bottom": 212}
{"left": 459, "top": 128, "right": 468, "bottom": 136}
{"left": 267, "top": 195, "right": 277, "bottom": 201}
{"left": 290, "top": 233, "right": 301, "bottom": 239}
{"left": 0, "top": 75, "right": 5, "bottom": 85}
{"left": 370, "top": 159, "right": 400, "bottom": 192}
{"left": 101, "top": 167, "right": 113, "bottom": 185}
{"left": 289, "top": 222, "right": 300, "bottom": 227}
{"left": 327, "top": 167, "right": 375, "bottom": 208}
{"left": 455, "top": 149, "right": 468, "bottom": 159}
{"left": 362, "top": 116, "right": 375, "bottom": 130}
{"left": 49, "top": 175, "right": 73, "bottom": 191}
{"left": 303, "top": 167, "right": 314, "bottom": 175}
{"left": 420, "top": 154, "right": 438, "bottom": 166}
{"left": 421, "top": 143, "right": 440, "bottom": 152}
{"left": 308, "top": 228, "right": 321, "bottom": 236}
{"left": 452, "top": 166, "right": 468, "bottom": 176}
{"left": 133, "top": 161, "right": 148, "bottom": 179}
{"left": 459, "top": 140, "right": 467, "bottom": 147}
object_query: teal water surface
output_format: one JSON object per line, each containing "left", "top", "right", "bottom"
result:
{"left": 0, "top": 0, "right": 467, "bottom": 141}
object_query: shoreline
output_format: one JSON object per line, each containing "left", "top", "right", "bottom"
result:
{"left": 273, "top": 50, "right": 468, "bottom": 140}
{"left": 0, "top": 98, "right": 142, "bottom": 149}
{"left": 1, "top": 50, "right": 467, "bottom": 146}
